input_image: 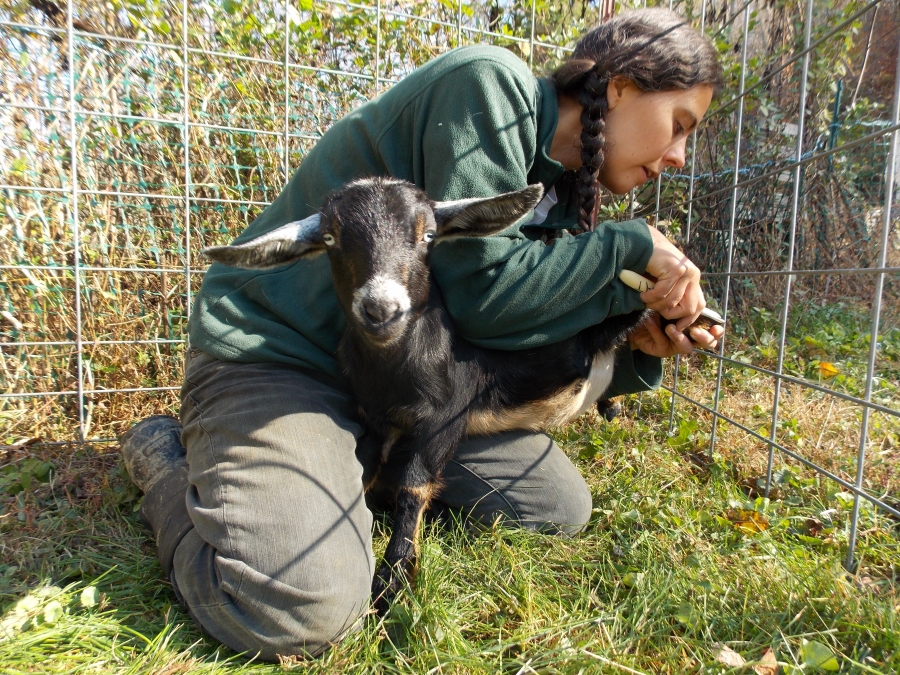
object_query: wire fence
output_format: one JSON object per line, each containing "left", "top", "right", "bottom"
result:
{"left": 1, "top": 0, "right": 898, "bottom": 569}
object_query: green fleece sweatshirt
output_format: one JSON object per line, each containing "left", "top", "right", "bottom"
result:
{"left": 189, "top": 45, "right": 663, "bottom": 396}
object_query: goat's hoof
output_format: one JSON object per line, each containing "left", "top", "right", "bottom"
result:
{"left": 597, "top": 399, "right": 621, "bottom": 422}
{"left": 371, "top": 563, "right": 404, "bottom": 616}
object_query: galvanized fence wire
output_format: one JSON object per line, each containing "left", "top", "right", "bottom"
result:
{"left": 653, "top": 0, "right": 900, "bottom": 569}
{"left": 1, "top": 0, "right": 899, "bottom": 568}
{"left": 1, "top": 0, "right": 580, "bottom": 438}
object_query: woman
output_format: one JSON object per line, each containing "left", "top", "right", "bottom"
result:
{"left": 121, "top": 8, "right": 724, "bottom": 660}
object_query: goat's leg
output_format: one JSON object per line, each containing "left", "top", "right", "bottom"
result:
{"left": 371, "top": 470, "right": 434, "bottom": 615}
{"left": 371, "top": 416, "right": 466, "bottom": 615}
{"left": 355, "top": 428, "right": 386, "bottom": 491}
{"left": 596, "top": 398, "right": 622, "bottom": 421}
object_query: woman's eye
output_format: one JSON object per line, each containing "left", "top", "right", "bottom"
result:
{"left": 323, "top": 233, "right": 336, "bottom": 246}
{"left": 423, "top": 231, "right": 435, "bottom": 243}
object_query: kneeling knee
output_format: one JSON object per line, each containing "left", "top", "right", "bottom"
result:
{"left": 546, "top": 479, "right": 592, "bottom": 535}
{"left": 195, "top": 581, "right": 371, "bottom": 661}
{"left": 172, "top": 532, "right": 373, "bottom": 661}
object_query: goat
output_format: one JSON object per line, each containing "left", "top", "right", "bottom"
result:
{"left": 203, "top": 178, "right": 646, "bottom": 613}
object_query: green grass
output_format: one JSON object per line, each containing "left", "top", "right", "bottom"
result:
{"left": 1, "top": 300, "right": 898, "bottom": 673}
{"left": 1, "top": 391, "right": 897, "bottom": 674}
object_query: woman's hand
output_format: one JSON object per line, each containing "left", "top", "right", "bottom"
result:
{"left": 628, "top": 311, "right": 724, "bottom": 358}
{"left": 640, "top": 225, "right": 705, "bottom": 332}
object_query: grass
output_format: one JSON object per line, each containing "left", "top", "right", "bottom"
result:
{"left": 1, "top": 334, "right": 898, "bottom": 673}
{"left": 3, "top": 3, "right": 899, "bottom": 670}
{"left": 2, "top": 254, "right": 898, "bottom": 674}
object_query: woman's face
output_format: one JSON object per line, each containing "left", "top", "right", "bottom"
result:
{"left": 598, "top": 79, "right": 714, "bottom": 195}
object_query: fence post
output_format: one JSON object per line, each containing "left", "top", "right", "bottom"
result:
{"left": 64, "top": 0, "right": 85, "bottom": 442}
{"left": 765, "top": 0, "right": 815, "bottom": 500}
{"left": 828, "top": 79, "right": 843, "bottom": 153}
{"left": 667, "top": 0, "right": 709, "bottom": 435}
{"left": 284, "top": 0, "right": 291, "bottom": 185}
{"left": 708, "top": 4, "right": 751, "bottom": 459}
{"left": 844, "top": 24, "right": 900, "bottom": 572}
{"left": 182, "top": 0, "right": 192, "bottom": 343}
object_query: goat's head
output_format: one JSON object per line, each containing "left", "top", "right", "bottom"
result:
{"left": 204, "top": 178, "right": 543, "bottom": 345}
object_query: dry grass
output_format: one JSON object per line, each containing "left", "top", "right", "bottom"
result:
{"left": 1, "top": 2, "right": 898, "bottom": 672}
{"left": 1, "top": 420, "right": 898, "bottom": 673}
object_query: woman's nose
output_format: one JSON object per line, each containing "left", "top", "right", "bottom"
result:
{"left": 663, "top": 139, "right": 687, "bottom": 169}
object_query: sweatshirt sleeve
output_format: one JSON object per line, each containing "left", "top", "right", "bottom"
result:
{"left": 432, "top": 222, "right": 654, "bottom": 348}
{"left": 605, "top": 345, "right": 664, "bottom": 397}
{"left": 392, "top": 54, "right": 656, "bottom": 349}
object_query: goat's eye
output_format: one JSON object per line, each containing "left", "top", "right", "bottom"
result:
{"left": 322, "top": 234, "right": 336, "bottom": 246}
{"left": 423, "top": 231, "right": 435, "bottom": 243}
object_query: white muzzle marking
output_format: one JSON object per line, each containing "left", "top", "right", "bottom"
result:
{"left": 351, "top": 275, "right": 412, "bottom": 326}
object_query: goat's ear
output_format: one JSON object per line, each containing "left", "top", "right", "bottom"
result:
{"left": 432, "top": 184, "right": 544, "bottom": 240}
{"left": 203, "top": 214, "right": 324, "bottom": 269}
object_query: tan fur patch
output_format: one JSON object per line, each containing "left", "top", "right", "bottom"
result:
{"left": 467, "top": 386, "right": 583, "bottom": 435}
{"left": 381, "top": 429, "right": 402, "bottom": 463}
{"left": 414, "top": 212, "right": 426, "bottom": 242}
{"left": 402, "top": 483, "right": 437, "bottom": 503}
{"left": 466, "top": 351, "right": 616, "bottom": 435}
{"left": 398, "top": 485, "right": 435, "bottom": 562}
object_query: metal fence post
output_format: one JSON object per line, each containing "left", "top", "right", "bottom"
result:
{"left": 182, "top": 0, "right": 192, "bottom": 335}
{"left": 708, "top": 3, "right": 750, "bottom": 459}
{"left": 65, "top": 0, "right": 85, "bottom": 441}
{"left": 765, "top": 0, "right": 815, "bottom": 499}
{"left": 845, "top": 23, "right": 900, "bottom": 571}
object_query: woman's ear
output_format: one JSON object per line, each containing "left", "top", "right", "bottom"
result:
{"left": 605, "top": 77, "right": 636, "bottom": 111}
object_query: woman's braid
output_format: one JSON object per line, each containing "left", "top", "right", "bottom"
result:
{"left": 576, "top": 69, "right": 608, "bottom": 232}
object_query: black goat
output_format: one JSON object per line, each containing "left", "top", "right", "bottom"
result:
{"left": 204, "top": 178, "right": 645, "bottom": 613}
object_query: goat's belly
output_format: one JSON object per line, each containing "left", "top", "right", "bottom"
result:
{"left": 466, "top": 351, "right": 616, "bottom": 435}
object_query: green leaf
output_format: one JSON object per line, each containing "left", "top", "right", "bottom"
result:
{"left": 578, "top": 445, "right": 598, "bottom": 460}
{"left": 43, "top": 600, "right": 63, "bottom": 624}
{"left": 80, "top": 586, "right": 99, "bottom": 608}
{"left": 674, "top": 601, "right": 698, "bottom": 628}
{"left": 801, "top": 640, "right": 839, "bottom": 671}
{"left": 621, "top": 572, "right": 643, "bottom": 588}
{"left": 32, "top": 462, "right": 52, "bottom": 482}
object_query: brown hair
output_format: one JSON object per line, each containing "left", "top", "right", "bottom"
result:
{"left": 552, "top": 9, "right": 723, "bottom": 231}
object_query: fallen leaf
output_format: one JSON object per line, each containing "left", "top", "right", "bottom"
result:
{"left": 713, "top": 642, "right": 746, "bottom": 668}
{"left": 754, "top": 647, "right": 779, "bottom": 675}
{"left": 801, "top": 640, "right": 839, "bottom": 671}
{"left": 725, "top": 508, "right": 770, "bottom": 533}
{"left": 817, "top": 361, "right": 840, "bottom": 378}
{"left": 805, "top": 518, "right": 824, "bottom": 537}
{"left": 1, "top": 437, "right": 40, "bottom": 457}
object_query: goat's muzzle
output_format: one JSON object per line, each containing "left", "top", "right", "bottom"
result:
{"left": 362, "top": 296, "right": 402, "bottom": 325}
{"left": 351, "top": 276, "right": 413, "bottom": 345}
{"left": 354, "top": 316, "right": 409, "bottom": 348}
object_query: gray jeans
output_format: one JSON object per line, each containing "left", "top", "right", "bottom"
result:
{"left": 148, "top": 349, "right": 592, "bottom": 660}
